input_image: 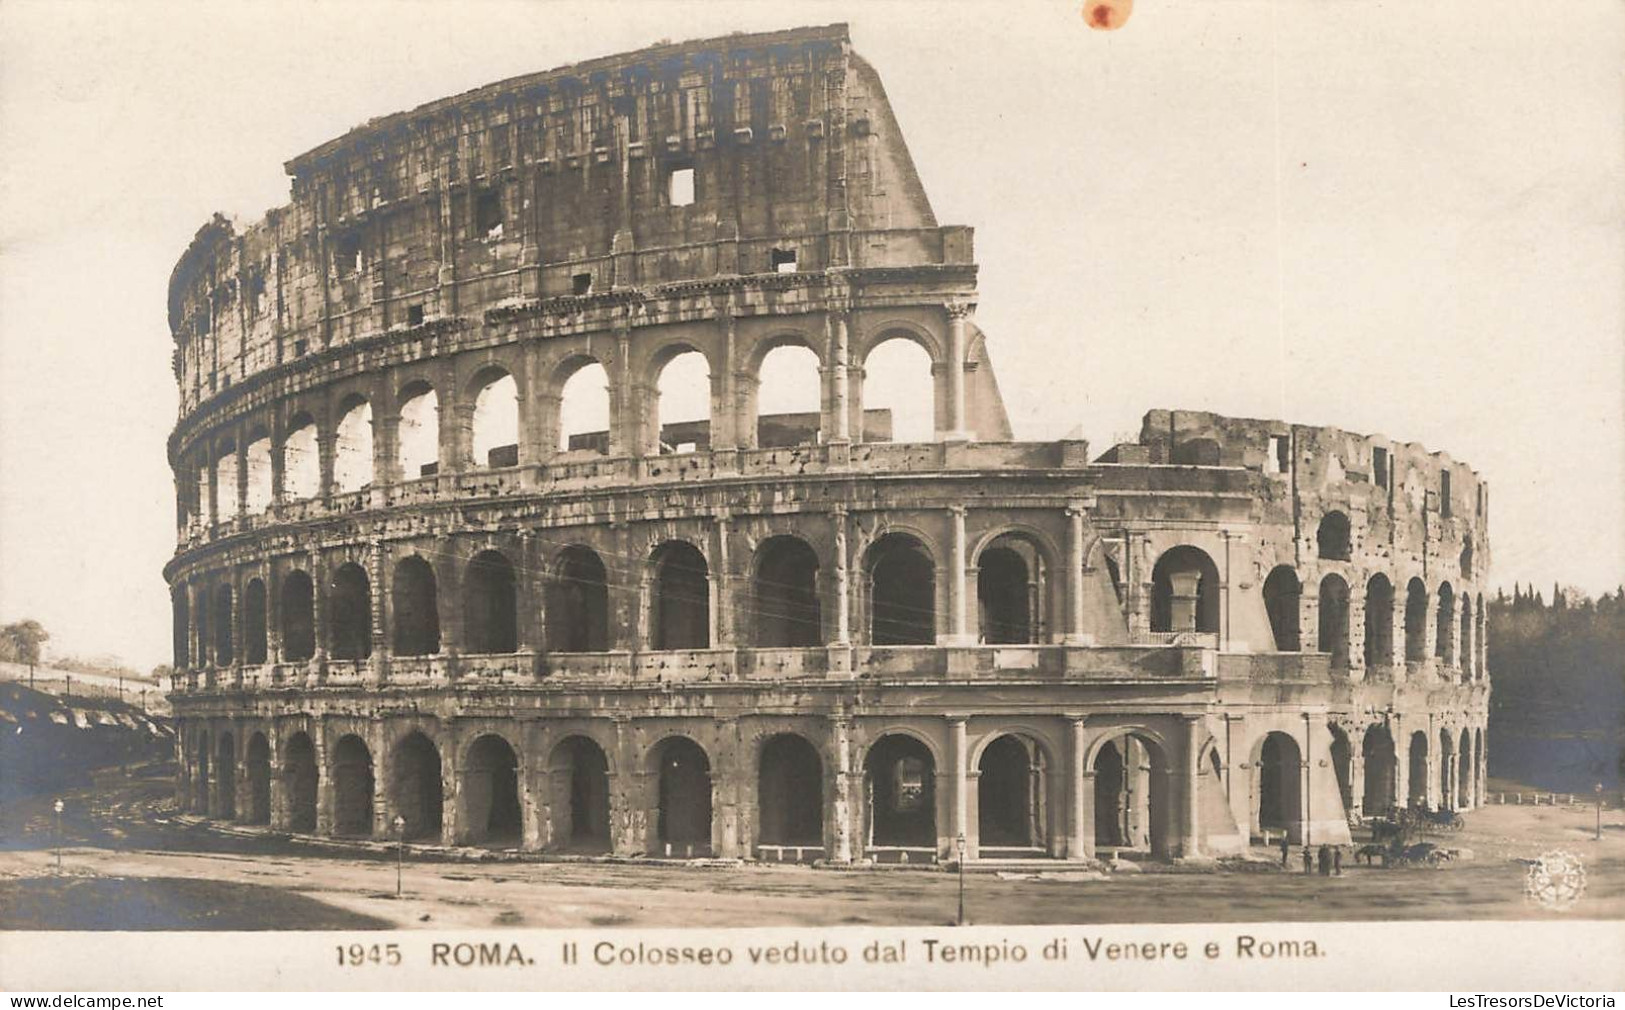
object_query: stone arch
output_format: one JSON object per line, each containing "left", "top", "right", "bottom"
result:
{"left": 397, "top": 381, "right": 440, "bottom": 479}
{"left": 1407, "top": 730, "right": 1430, "bottom": 807}
{"left": 1316, "top": 510, "right": 1352, "bottom": 561}
{"left": 332, "top": 395, "right": 373, "bottom": 493}
{"left": 974, "top": 530, "right": 1052, "bottom": 645}
{"left": 1263, "top": 565, "right": 1302, "bottom": 651}
{"left": 857, "top": 330, "right": 937, "bottom": 443}
{"left": 1253, "top": 730, "right": 1304, "bottom": 843}
{"left": 1364, "top": 573, "right": 1394, "bottom": 668}
{"left": 464, "top": 549, "right": 518, "bottom": 654}
{"left": 1091, "top": 729, "right": 1173, "bottom": 858}
{"left": 280, "top": 569, "right": 316, "bottom": 663}
{"left": 1150, "top": 545, "right": 1220, "bottom": 635}
{"left": 1436, "top": 582, "right": 1456, "bottom": 664}
{"left": 469, "top": 367, "right": 520, "bottom": 469}
{"left": 215, "top": 731, "right": 236, "bottom": 820}
{"left": 282, "top": 411, "right": 321, "bottom": 501}
{"left": 194, "top": 729, "right": 212, "bottom": 814}
{"left": 1460, "top": 594, "right": 1474, "bottom": 680}
{"left": 757, "top": 732, "right": 824, "bottom": 849}
{"left": 751, "top": 337, "right": 824, "bottom": 449}
{"left": 331, "top": 734, "right": 374, "bottom": 837}
{"left": 552, "top": 355, "right": 611, "bottom": 455}
{"left": 460, "top": 732, "right": 522, "bottom": 847}
{"left": 391, "top": 555, "right": 440, "bottom": 657}
{"left": 650, "top": 540, "right": 710, "bottom": 650}
{"left": 1404, "top": 577, "right": 1428, "bottom": 662}
{"left": 976, "top": 733, "right": 1051, "bottom": 850}
{"left": 327, "top": 562, "right": 371, "bottom": 661}
{"left": 172, "top": 586, "right": 190, "bottom": 668}
{"left": 863, "top": 732, "right": 937, "bottom": 850}
{"left": 1318, "top": 573, "right": 1351, "bottom": 668}
{"left": 1460, "top": 541, "right": 1475, "bottom": 580}
{"left": 243, "top": 578, "right": 268, "bottom": 665}
{"left": 650, "top": 735, "right": 713, "bottom": 855}
{"left": 548, "top": 545, "right": 610, "bottom": 652}
{"left": 211, "top": 436, "right": 239, "bottom": 523}
{"left": 245, "top": 731, "right": 271, "bottom": 825}
{"left": 1473, "top": 728, "right": 1485, "bottom": 804}
{"left": 244, "top": 429, "right": 273, "bottom": 513}
{"left": 1362, "top": 723, "right": 1397, "bottom": 814}
{"left": 750, "top": 535, "right": 822, "bottom": 647}
{"left": 211, "top": 583, "right": 234, "bottom": 666}
{"left": 546, "top": 735, "right": 611, "bottom": 852}
{"left": 865, "top": 532, "right": 936, "bottom": 645}
{"left": 283, "top": 731, "right": 318, "bottom": 832}
{"left": 1439, "top": 727, "right": 1456, "bottom": 810}
{"left": 1457, "top": 734, "right": 1472, "bottom": 809}
{"left": 650, "top": 343, "right": 713, "bottom": 455}
{"left": 390, "top": 730, "right": 443, "bottom": 842}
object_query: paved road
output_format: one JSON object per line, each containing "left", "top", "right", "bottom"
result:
{"left": 2, "top": 766, "right": 1621, "bottom": 930}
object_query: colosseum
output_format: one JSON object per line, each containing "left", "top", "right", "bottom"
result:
{"left": 163, "top": 23, "right": 1489, "bottom": 865}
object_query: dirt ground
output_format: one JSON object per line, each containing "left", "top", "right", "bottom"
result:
{"left": 1, "top": 765, "right": 1621, "bottom": 930}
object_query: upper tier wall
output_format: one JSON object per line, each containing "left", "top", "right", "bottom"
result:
{"left": 167, "top": 23, "right": 959, "bottom": 417}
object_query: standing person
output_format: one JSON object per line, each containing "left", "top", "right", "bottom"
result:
{"left": 1279, "top": 834, "right": 1290, "bottom": 867}
{"left": 1333, "top": 845, "right": 1343, "bottom": 876}
{"left": 1302, "top": 846, "right": 1313, "bottom": 874}
{"left": 1318, "top": 844, "right": 1331, "bottom": 876}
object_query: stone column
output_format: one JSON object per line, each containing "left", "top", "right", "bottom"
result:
{"left": 830, "top": 717, "right": 853, "bottom": 863}
{"left": 1065, "top": 505, "right": 1088, "bottom": 644}
{"left": 1181, "top": 715, "right": 1202, "bottom": 858}
{"left": 1068, "top": 716, "right": 1091, "bottom": 860}
{"left": 943, "top": 504, "right": 972, "bottom": 645}
{"left": 713, "top": 514, "right": 733, "bottom": 648}
{"left": 943, "top": 302, "right": 971, "bottom": 440}
{"left": 368, "top": 540, "right": 386, "bottom": 683}
{"left": 826, "top": 308, "right": 851, "bottom": 445}
{"left": 1168, "top": 571, "right": 1202, "bottom": 634}
{"left": 715, "top": 301, "right": 739, "bottom": 451}
{"left": 610, "top": 325, "right": 634, "bottom": 458}
{"left": 831, "top": 507, "right": 851, "bottom": 645}
{"left": 950, "top": 716, "right": 969, "bottom": 859}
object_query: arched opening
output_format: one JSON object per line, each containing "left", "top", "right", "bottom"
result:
{"left": 1150, "top": 546, "right": 1219, "bottom": 635}
{"left": 390, "top": 556, "right": 440, "bottom": 657}
{"left": 977, "top": 734, "right": 1047, "bottom": 851}
{"left": 1475, "top": 605, "right": 1487, "bottom": 680}
{"left": 977, "top": 537, "right": 1043, "bottom": 644}
{"left": 216, "top": 732, "right": 236, "bottom": 820}
{"left": 1318, "top": 573, "right": 1350, "bottom": 668}
{"left": 390, "top": 731, "right": 443, "bottom": 842}
{"left": 546, "top": 736, "right": 610, "bottom": 852}
{"left": 1460, "top": 595, "right": 1474, "bottom": 680}
{"left": 1436, "top": 582, "right": 1456, "bottom": 664}
{"left": 244, "top": 434, "right": 273, "bottom": 513}
{"left": 556, "top": 360, "right": 611, "bottom": 454}
{"left": 1328, "top": 725, "right": 1353, "bottom": 815}
{"left": 398, "top": 385, "right": 440, "bottom": 479}
{"left": 1256, "top": 732, "right": 1303, "bottom": 843}
{"left": 1473, "top": 729, "right": 1484, "bottom": 804}
{"left": 212, "top": 584, "right": 234, "bottom": 666}
{"left": 1263, "top": 566, "right": 1302, "bottom": 651}
{"left": 194, "top": 459, "right": 212, "bottom": 528}
{"left": 1439, "top": 729, "right": 1455, "bottom": 810}
{"left": 194, "top": 732, "right": 212, "bottom": 815}
{"left": 1460, "top": 542, "right": 1474, "bottom": 580}
{"left": 751, "top": 536, "right": 821, "bottom": 647}
{"left": 194, "top": 589, "right": 210, "bottom": 666}
{"left": 332, "top": 398, "right": 373, "bottom": 493}
{"left": 172, "top": 588, "right": 189, "bottom": 668}
{"left": 864, "top": 734, "right": 936, "bottom": 850}
{"left": 1364, "top": 574, "right": 1394, "bottom": 668}
{"left": 859, "top": 336, "right": 935, "bottom": 443}
{"left": 655, "top": 350, "right": 712, "bottom": 454}
{"left": 213, "top": 441, "right": 239, "bottom": 523}
{"left": 243, "top": 579, "right": 267, "bottom": 665}
{"left": 1316, "top": 511, "right": 1352, "bottom": 561}
{"left": 282, "top": 417, "right": 320, "bottom": 500}
{"left": 1407, "top": 731, "right": 1429, "bottom": 808}
{"left": 471, "top": 371, "right": 520, "bottom": 468}
{"left": 332, "top": 734, "right": 374, "bottom": 837}
{"left": 461, "top": 734, "right": 521, "bottom": 847}
{"left": 1457, "top": 738, "right": 1472, "bottom": 809}
{"left": 754, "top": 343, "right": 822, "bottom": 447}
{"left": 328, "top": 563, "right": 372, "bottom": 661}
{"left": 548, "top": 546, "right": 609, "bottom": 652}
{"left": 245, "top": 732, "right": 271, "bottom": 825}
{"left": 866, "top": 533, "right": 935, "bottom": 645}
{"left": 1092, "top": 732, "right": 1171, "bottom": 857}
{"left": 280, "top": 570, "right": 315, "bottom": 663}
{"left": 1404, "top": 578, "right": 1428, "bottom": 662}
{"left": 284, "top": 732, "right": 318, "bottom": 832}
{"left": 1362, "top": 724, "right": 1397, "bottom": 814}
{"left": 653, "top": 736, "right": 712, "bottom": 854}
{"left": 464, "top": 550, "right": 518, "bottom": 654}
{"left": 757, "top": 733, "right": 823, "bottom": 850}
{"left": 650, "top": 541, "right": 710, "bottom": 650}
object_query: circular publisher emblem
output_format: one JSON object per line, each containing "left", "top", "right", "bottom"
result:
{"left": 1525, "top": 849, "right": 1587, "bottom": 911}
{"left": 1083, "top": 0, "right": 1132, "bottom": 30}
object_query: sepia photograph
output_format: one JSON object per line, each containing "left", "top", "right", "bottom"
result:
{"left": 0, "top": 0, "right": 1621, "bottom": 993}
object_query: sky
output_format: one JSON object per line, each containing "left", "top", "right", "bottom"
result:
{"left": 0, "top": 0, "right": 1620, "bottom": 669}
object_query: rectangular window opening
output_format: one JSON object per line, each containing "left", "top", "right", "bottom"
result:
{"left": 572, "top": 272, "right": 593, "bottom": 296}
{"left": 1440, "top": 469, "right": 1453, "bottom": 517}
{"left": 294, "top": 339, "right": 308, "bottom": 357}
{"left": 334, "top": 232, "right": 363, "bottom": 276}
{"left": 771, "top": 247, "right": 798, "bottom": 273}
{"left": 1267, "top": 434, "right": 1289, "bottom": 474}
{"left": 475, "top": 190, "right": 504, "bottom": 239}
{"left": 487, "top": 444, "right": 519, "bottom": 469}
{"left": 406, "top": 304, "right": 425, "bottom": 327}
{"left": 668, "top": 166, "right": 695, "bottom": 207}
{"left": 1373, "top": 446, "right": 1389, "bottom": 488}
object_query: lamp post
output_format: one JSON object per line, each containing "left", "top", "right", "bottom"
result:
{"left": 956, "top": 832, "right": 967, "bottom": 926}
{"left": 52, "top": 799, "right": 64, "bottom": 873}
{"left": 394, "top": 815, "right": 407, "bottom": 896}
{"left": 1596, "top": 784, "right": 1605, "bottom": 842}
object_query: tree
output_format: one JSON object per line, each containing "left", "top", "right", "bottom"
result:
{"left": 0, "top": 619, "right": 49, "bottom": 667}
